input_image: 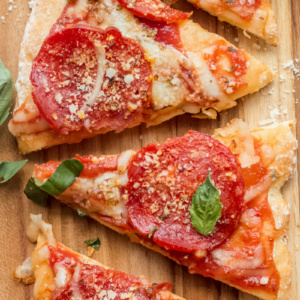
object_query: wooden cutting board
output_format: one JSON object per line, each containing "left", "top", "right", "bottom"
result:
{"left": 0, "top": 0, "right": 299, "bottom": 299}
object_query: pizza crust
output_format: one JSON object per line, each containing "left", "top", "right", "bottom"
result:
{"left": 14, "top": 215, "right": 185, "bottom": 300}
{"left": 9, "top": 0, "right": 275, "bottom": 154}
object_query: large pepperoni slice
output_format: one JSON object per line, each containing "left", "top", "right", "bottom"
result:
{"left": 125, "top": 131, "right": 245, "bottom": 252}
{"left": 117, "top": 0, "right": 191, "bottom": 23}
{"left": 31, "top": 26, "right": 152, "bottom": 135}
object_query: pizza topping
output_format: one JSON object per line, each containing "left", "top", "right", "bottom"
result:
{"left": 48, "top": 245, "right": 173, "bottom": 300}
{"left": 31, "top": 26, "right": 152, "bottom": 134}
{"left": 148, "top": 225, "right": 159, "bottom": 238}
{"left": 117, "top": 0, "right": 191, "bottom": 23}
{"left": 204, "top": 41, "right": 247, "bottom": 95}
{"left": 76, "top": 155, "right": 119, "bottom": 178}
{"left": 125, "top": 131, "right": 245, "bottom": 252}
{"left": 139, "top": 19, "right": 184, "bottom": 51}
{"left": 190, "top": 171, "right": 222, "bottom": 236}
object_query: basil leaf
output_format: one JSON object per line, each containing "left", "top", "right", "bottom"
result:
{"left": 34, "top": 159, "right": 84, "bottom": 196}
{"left": 24, "top": 178, "right": 49, "bottom": 206}
{"left": 0, "top": 160, "right": 27, "bottom": 183}
{"left": 189, "top": 171, "right": 222, "bottom": 236}
{"left": 0, "top": 60, "right": 13, "bottom": 126}
{"left": 85, "top": 238, "right": 101, "bottom": 250}
{"left": 24, "top": 159, "right": 84, "bottom": 205}
{"left": 148, "top": 225, "right": 159, "bottom": 238}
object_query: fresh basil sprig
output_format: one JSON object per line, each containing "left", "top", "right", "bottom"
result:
{"left": 189, "top": 171, "right": 222, "bottom": 236}
{"left": 24, "top": 159, "right": 84, "bottom": 204}
{"left": 85, "top": 238, "right": 101, "bottom": 250}
{"left": 0, "top": 160, "right": 27, "bottom": 183}
{"left": 0, "top": 60, "right": 13, "bottom": 126}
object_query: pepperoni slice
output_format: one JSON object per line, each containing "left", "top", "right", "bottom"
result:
{"left": 31, "top": 26, "right": 152, "bottom": 135}
{"left": 117, "top": 0, "right": 191, "bottom": 23}
{"left": 125, "top": 131, "right": 245, "bottom": 252}
{"left": 49, "top": 246, "right": 173, "bottom": 300}
{"left": 139, "top": 19, "right": 184, "bottom": 51}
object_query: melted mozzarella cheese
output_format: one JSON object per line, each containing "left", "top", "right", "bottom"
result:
{"left": 54, "top": 265, "right": 68, "bottom": 288}
{"left": 214, "top": 119, "right": 260, "bottom": 168}
{"left": 14, "top": 257, "right": 34, "bottom": 281}
{"left": 212, "top": 243, "right": 264, "bottom": 270}
{"left": 187, "top": 51, "right": 221, "bottom": 99}
{"left": 27, "top": 214, "right": 55, "bottom": 245}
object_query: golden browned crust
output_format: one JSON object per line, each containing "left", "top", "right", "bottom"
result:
{"left": 188, "top": 0, "right": 278, "bottom": 44}
{"left": 9, "top": 0, "right": 275, "bottom": 154}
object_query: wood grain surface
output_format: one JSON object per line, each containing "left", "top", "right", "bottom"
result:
{"left": 0, "top": 0, "right": 299, "bottom": 299}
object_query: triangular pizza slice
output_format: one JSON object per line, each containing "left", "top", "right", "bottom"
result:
{"left": 15, "top": 214, "right": 183, "bottom": 300}
{"left": 9, "top": 0, "right": 274, "bottom": 153}
{"left": 186, "top": 0, "right": 278, "bottom": 44}
{"left": 27, "top": 119, "right": 297, "bottom": 299}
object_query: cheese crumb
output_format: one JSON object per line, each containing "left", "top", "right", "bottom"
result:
{"left": 69, "top": 104, "right": 77, "bottom": 114}
{"left": 106, "top": 68, "right": 117, "bottom": 78}
{"left": 260, "top": 277, "right": 269, "bottom": 285}
{"left": 124, "top": 74, "right": 134, "bottom": 85}
{"left": 28, "top": 0, "right": 35, "bottom": 10}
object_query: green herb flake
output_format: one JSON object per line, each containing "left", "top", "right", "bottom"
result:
{"left": 24, "top": 159, "right": 84, "bottom": 203}
{"left": 0, "top": 160, "right": 27, "bottom": 183}
{"left": 229, "top": 64, "right": 236, "bottom": 72}
{"left": 228, "top": 46, "right": 237, "bottom": 53}
{"left": 0, "top": 60, "right": 13, "bottom": 126}
{"left": 85, "top": 238, "right": 101, "bottom": 250}
{"left": 148, "top": 225, "right": 159, "bottom": 238}
{"left": 189, "top": 171, "right": 222, "bottom": 236}
{"left": 77, "top": 210, "right": 87, "bottom": 217}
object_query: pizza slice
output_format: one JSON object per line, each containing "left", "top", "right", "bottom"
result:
{"left": 27, "top": 119, "right": 297, "bottom": 300}
{"left": 186, "top": 0, "right": 278, "bottom": 44}
{"left": 8, "top": 0, "right": 275, "bottom": 154}
{"left": 14, "top": 214, "right": 183, "bottom": 300}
